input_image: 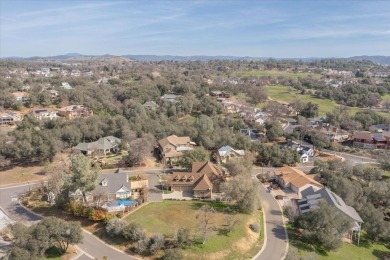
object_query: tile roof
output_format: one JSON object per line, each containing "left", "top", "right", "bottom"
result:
{"left": 276, "top": 166, "right": 323, "bottom": 188}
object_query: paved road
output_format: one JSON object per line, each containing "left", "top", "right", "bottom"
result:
{"left": 78, "top": 231, "right": 136, "bottom": 260}
{"left": 253, "top": 184, "right": 288, "bottom": 260}
{"left": 0, "top": 182, "right": 137, "bottom": 260}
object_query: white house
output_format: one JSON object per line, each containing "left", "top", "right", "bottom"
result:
{"left": 300, "top": 154, "right": 309, "bottom": 163}
{"left": 218, "top": 145, "right": 245, "bottom": 163}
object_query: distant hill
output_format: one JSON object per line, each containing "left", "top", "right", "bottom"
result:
{"left": 123, "top": 55, "right": 265, "bottom": 61}
{"left": 1, "top": 53, "right": 389, "bottom": 65}
{"left": 348, "top": 56, "right": 390, "bottom": 65}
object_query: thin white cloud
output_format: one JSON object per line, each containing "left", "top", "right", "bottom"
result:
{"left": 17, "top": 2, "right": 125, "bottom": 17}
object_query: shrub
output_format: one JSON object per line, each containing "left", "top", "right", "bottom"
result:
{"left": 149, "top": 233, "right": 165, "bottom": 254}
{"left": 134, "top": 238, "right": 150, "bottom": 254}
{"left": 175, "top": 228, "right": 191, "bottom": 247}
{"left": 163, "top": 249, "right": 184, "bottom": 260}
{"left": 89, "top": 209, "right": 108, "bottom": 221}
{"left": 123, "top": 223, "right": 147, "bottom": 241}
{"left": 103, "top": 213, "right": 116, "bottom": 224}
{"left": 105, "top": 219, "right": 129, "bottom": 237}
{"left": 250, "top": 223, "right": 260, "bottom": 233}
{"left": 8, "top": 247, "right": 32, "bottom": 260}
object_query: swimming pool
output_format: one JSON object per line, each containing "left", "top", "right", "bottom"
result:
{"left": 108, "top": 199, "right": 136, "bottom": 207}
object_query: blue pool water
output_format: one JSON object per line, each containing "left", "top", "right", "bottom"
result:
{"left": 109, "top": 199, "right": 135, "bottom": 207}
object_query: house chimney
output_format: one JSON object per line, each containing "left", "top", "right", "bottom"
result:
{"left": 126, "top": 173, "right": 129, "bottom": 182}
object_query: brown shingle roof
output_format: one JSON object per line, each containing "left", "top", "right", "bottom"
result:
{"left": 192, "top": 161, "right": 223, "bottom": 176}
{"left": 167, "top": 135, "right": 191, "bottom": 146}
{"left": 193, "top": 174, "right": 213, "bottom": 191}
{"left": 353, "top": 131, "right": 373, "bottom": 141}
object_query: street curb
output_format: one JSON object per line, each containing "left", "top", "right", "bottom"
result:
{"left": 251, "top": 206, "right": 267, "bottom": 259}
{"left": 17, "top": 198, "right": 139, "bottom": 259}
{"left": 273, "top": 192, "right": 289, "bottom": 260}
{"left": 81, "top": 228, "right": 141, "bottom": 259}
{"left": 252, "top": 185, "right": 289, "bottom": 260}
{"left": 71, "top": 246, "right": 94, "bottom": 260}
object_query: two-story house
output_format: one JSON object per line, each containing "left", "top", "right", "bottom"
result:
{"left": 158, "top": 135, "right": 196, "bottom": 163}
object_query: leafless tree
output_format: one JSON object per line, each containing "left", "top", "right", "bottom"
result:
{"left": 197, "top": 205, "right": 216, "bottom": 244}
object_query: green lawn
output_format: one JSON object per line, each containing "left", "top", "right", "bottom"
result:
{"left": 267, "top": 85, "right": 364, "bottom": 116}
{"left": 384, "top": 171, "right": 390, "bottom": 180}
{"left": 126, "top": 201, "right": 261, "bottom": 256}
{"left": 234, "top": 92, "right": 248, "bottom": 99}
{"left": 232, "top": 70, "right": 322, "bottom": 79}
{"left": 382, "top": 94, "right": 390, "bottom": 101}
{"left": 288, "top": 226, "right": 390, "bottom": 260}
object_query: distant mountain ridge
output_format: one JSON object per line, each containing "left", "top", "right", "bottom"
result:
{"left": 348, "top": 56, "right": 390, "bottom": 65}
{"left": 1, "top": 53, "right": 390, "bottom": 65}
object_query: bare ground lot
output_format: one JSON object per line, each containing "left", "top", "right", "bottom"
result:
{"left": 0, "top": 153, "right": 69, "bottom": 186}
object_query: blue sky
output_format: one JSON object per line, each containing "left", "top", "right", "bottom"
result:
{"left": 1, "top": 0, "right": 389, "bottom": 58}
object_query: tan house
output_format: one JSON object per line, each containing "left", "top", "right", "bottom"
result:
{"left": 57, "top": 105, "right": 93, "bottom": 120}
{"left": 158, "top": 135, "right": 196, "bottom": 162}
{"left": 166, "top": 161, "right": 227, "bottom": 198}
{"left": 275, "top": 166, "right": 323, "bottom": 198}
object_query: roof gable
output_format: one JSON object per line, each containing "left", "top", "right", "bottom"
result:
{"left": 193, "top": 174, "right": 213, "bottom": 191}
{"left": 276, "top": 166, "right": 322, "bottom": 188}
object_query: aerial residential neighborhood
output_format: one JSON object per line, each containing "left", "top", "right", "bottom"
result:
{"left": 0, "top": 1, "right": 390, "bottom": 260}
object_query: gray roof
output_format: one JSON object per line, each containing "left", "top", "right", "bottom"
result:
{"left": 96, "top": 169, "right": 131, "bottom": 194}
{"left": 74, "top": 136, "right": 121, "bottom": 152}
{"left": 299, "top": 187, "right": 363, "bottom": 223}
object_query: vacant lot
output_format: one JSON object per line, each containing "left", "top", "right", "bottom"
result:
{"left": 267, "top": 85, "right": 363, "bottom": 115}
{"left": 126, "top": 200, "right": 262, "bottom": 259}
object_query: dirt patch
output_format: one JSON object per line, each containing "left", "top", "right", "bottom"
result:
{"left": 62, "top": 245, "right": 79, "bottom": 260}
{"left": 0, "top": 165, "right": 46, "bottom": 185}
{"left": 234, "top": 216, "right": 260, "bottom": 252}
{"left": 0, "top": 153, "right": 70, "bottom": 185}
{"left": 152, "top": 71, "right": 161, "bottom": 78}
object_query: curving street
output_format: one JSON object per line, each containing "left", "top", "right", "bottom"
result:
{"left": 252, "top": 184, "right": 289, "bottom": 260}
{"left": 0, "top": 182, "right": 135, "bottom": 260}
{"left": 0, "top": 169, "right": 290, "bottom": 260}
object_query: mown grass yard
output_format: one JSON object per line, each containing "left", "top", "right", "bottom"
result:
{"left": 267, "top": 85, "right": 364, "bottom": 115}
{"left": 288, "top": 226, "right": 390, "bottom": 260}
{"left": 126, "top": 200, "right": 262, "bottom": 258}
{"left": 232, "top": 70, "right": 322, "bottom": 79}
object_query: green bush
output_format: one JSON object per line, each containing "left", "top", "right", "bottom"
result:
{"left": 250, "top": 223, "right": 260, "bottom": 233}
{"left": 105, "top": 219, "right": 129, "bottom": 237}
